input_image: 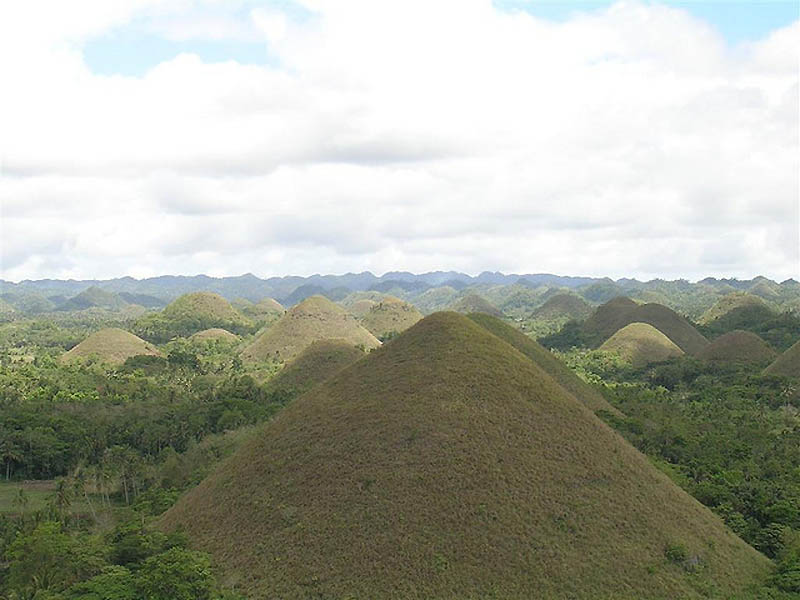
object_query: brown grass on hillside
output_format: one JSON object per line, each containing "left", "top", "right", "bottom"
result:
{"left": 189, "top": 328, "right": 240, "bottom": 343}
{"left": 599, "top": 322, "right": 684, "bottom": 367}
{"left": 61, "top": 328, "right": 161, "bottom": 365}
{"left": 764, "top": 339, "right": 800, "bottom": 377}
{"left": 699, "top": 330, "right": 777, "bottom": 365}
{"left": 360, "top": 296, "right": 423, "bottom": 339}
{"left": 241, "top": 295, "right": 380, "bottom": 363}
{"left": 164, "top": 292, "right": 249, "bottom": 324}
{"left": 467, "top": 313, "right": 623, "bottom": 417}
{"left": 347, "top": 298, "right": 378, "bottom": 318}
{"left": 160, "top": 312, "right": 768, "bottom": 599}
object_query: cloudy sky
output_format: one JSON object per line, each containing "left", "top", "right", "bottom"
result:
{"left": 1, "top": 0, "right": 798, "bottom": 282}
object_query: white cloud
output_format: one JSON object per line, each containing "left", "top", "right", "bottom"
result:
{"left": 0, "top": 0, "right": 797, "bottom": 281}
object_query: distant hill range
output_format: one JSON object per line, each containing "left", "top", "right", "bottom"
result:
{"left": 1, "top": 272, "right": 798, "bottom": 319}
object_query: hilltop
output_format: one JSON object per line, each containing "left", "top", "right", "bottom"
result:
{"left": 359, "top": 296, "right": 423, "bottom": 340}
{"left": 56, "top": 286, "right": 130, "bottom": 311}
{"left": 265, "top": 339, "right": 365, "bottom": 399}
{"left": 237, "top": 297, "right": 284, "bottom": 321}
{"left": 241, "top": 295, "right": 380, "bottom": 362}
{"left": 532, "top": 293, "right": 593, "bottom": 321}
{"left": 467, "top": 313, "right": 622, "bottom": 417}
{"left": 599, "top": 323, "right": 684, "bottom": 367}
{"left": 582, "top": 296, "right": 640, "bottom": 343}
{"left": 698, "top": 331, "right": 776, "bottom": 365}
{"left": 347, "top": 298, "right": 378, "bottom": 317}
{"left": 160, "top": 313, "right": 768, "bottom": 599}
{"left": 61, "top": 328, "right": 161, "bottom": 365}
{"left": 448, "top": 293, "right": 504, "bottom": 318}
{"left": 764, "top": 339, "right": 800, "bottom": 377}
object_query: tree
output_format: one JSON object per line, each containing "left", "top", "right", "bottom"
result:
{"left": 136, "top": 547, "right": 217, "bottom": 600}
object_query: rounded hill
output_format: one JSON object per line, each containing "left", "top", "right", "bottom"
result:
{"left": 160, "top": 312, "right": 768, "bottom": 599}
{"left": 448, "top": 293, "right": 504, "bottom": 318}
{"left": 239, "top": 297, "right": 284, "bottom": 320}
{"left": 189, "top": 328, "right": 240, "bottom": 343}
{"left": 698, "top": 292, "right": 771, "bottom": 325}
{"left": 241, "top": 295, "right": 380, "bottom": 363}
{"left": 699, "top": 331, "right": 776, "bottom": 365}
{"left": 347, "top": 299, "right": 378, "bottom": 318}
{"left": 764, "top": 339, "right": 800, "bottom": 377}
{"left": 359, "top": 296, "right": 423, "bottom": 340}
{"left": 61, "top": 328, "right": 161, "bottom": 365}
{"left": 599, "top": 323, "right": 684, "bottom": 367}
{"left": 532, "top": 293, "right": 593, "bottom": 321}
{"left": 163, "top": 292, "right": 245, "bottom": 323}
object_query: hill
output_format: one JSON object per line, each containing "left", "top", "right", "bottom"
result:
{"left": 264, "top": 339, "right": 365, "bottom": 399}
{"left": 764, "top": 339, "right": 800, "bottom": 377}
{"left": 238, "top": 297, "right": 284, "bottom": 319}
{"left": 61, "top": 328, "right": 161, "bottom": 365}
{"left": 189, "top": 328, "right": 240, "bottom": 343}
{"left": 448, "top": 293, "right": 504, "bottom": 318}
{"left": 584, "top": 299, "right": 708, "bottom": 355}
{"left": 347, "top": 298, "right": 378, "bottom": 317}
{"left": 241, "top": 295, "right": 380, "bottom": 363}
{"left": 599, "top": 323, "right": 684, "bottom": 367}
{"left": 698, "top": 292, "right": 772, "bottom": 325}
{"left": 160, "top": 313, "right": 768, "bottom": 599}
{"left": 698, "top": 331, "right": 776, "bottom": 365}
{"left": 0, "top": 298, "right": 16, "bottom": 317}
{"left": 56, "top": 286, "right": 130, "bottom": 311}
{"left": 532, "top": 293, "right": 593, "bottom": 321}
{"left": 133, "top": 292, "right": 253, "bottom": 343}
{"left": 359, "top": 296, "right": 423, "bottom": 340}
{"left": 467, "top": 313, "right": 622, "bottom": 417}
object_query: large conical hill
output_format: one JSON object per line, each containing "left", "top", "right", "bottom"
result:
{"left": 448, "top": 293, "right": 504, "bottom": 317}
{"left": 189, "top": 328, "right": 240, "bottom": 344}
{"left": 163, "top": 291, "right": 246, "bottom": 324}
{"left": 359, "top": 296, "right": 423, "bottom": 339}
{"left": 347, "top": 298, "right": 378, "bottom": 317}
{"left": 61, "top": 328, "right": 162, "bottom": 365}
{"left": 699, "top": 331, "right": 777, "bottom": 365}
{"left": 467, "top": 313, "right": 622, "bottom": 417}
{"left": 160, "top": 312, "right": 768, "bottom": 599}
{"left": 764, "top": 339, "right": 800, "bottom": 377}
{"left": 698, "top": 292, "right": 772, "bottom": 326}
{"left": 241, "top": 295, "right": 380, "bottom": 362}
{"left": 582, "top": 296, "right": 639, "bottom": 342}
{"left": 599, "top": 322, "right": 684, "bottom": 367}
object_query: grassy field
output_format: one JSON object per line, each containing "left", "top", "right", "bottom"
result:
{"left": 0, "top": 480, "right": 93, "bottom": 515}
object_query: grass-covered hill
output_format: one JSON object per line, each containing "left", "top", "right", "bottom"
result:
{"left": 56, "top": 286, "right": 130, "bottom": 312}
{"left": 583, "top": 299, "right": 708, "bottom": 355}
{"left": 532, "top": 293, "right": 593, "bottom": 321}
{"left": 241, "top": 295, "right": 380, "bottom": 363}
{"left": 264, "top": 339, "right": 366, "bottom": 399}
{"left": 448, "top": 293, "right": 504, "bottom": 318}
{"left": 347, "top": 298, "right": 378, "bottom": 317}
{"left": 60, "top": 328, "right": 162, "bottom": 365}
{"left": 764, "top": 339, "right": 800, "bottom": 377}
{"left": 237, "top": 297, "right": 284, "bottom": 320}
{"left": 698, "top": 331, "right": 777, "bottom": 365}
{"left": 698, "top": 292, "right": 772, "bottom": 326}
{"left": 160, "top": 312, "right": 769, "bottom": 599}
{"left": 359, "top": 296, "right": 423, "bottom": 340}
{"left": 132, "top": 292, "right": 253, "bottom": 343}
{"left": 599, "top": 322, "right": 684, "bottom": 367}
{"left": 188, "top": 328, "right": 240, "bottom": 343}
{"left": 467, "top": 313, "right": 622, "bottom": 418}
{"left": 0, "top": 298, "right": 16, "bottom": 318}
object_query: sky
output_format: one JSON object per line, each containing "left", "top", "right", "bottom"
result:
{"left": 1, "top": 0, "right": 798, "bottom": 282}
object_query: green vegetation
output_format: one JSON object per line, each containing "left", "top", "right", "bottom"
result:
{"left": 160, "top": 313, "right": 769, "bottom": 599}
{"left": 448, "top": 293, "right": 505, "bottom": 317}
{"left": 599, "top": 322, "right": 684, "bottom": 367}
{"left": 698, "top": 292, "right": 772, "bottom": 325}
{"left": 241, "top": 295, "right": 380, "bottom": 363}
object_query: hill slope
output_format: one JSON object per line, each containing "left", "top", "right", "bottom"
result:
{"left": 160, "top": 313, "right": 768, "bottom": 599}
{"left": 241, "top": 295, "right": 380, "bottom": 362}
{"left": 699, "top": 331, "right": 777, "bottom": 365}
{"left": 360, "top": 296, "right": 423, "bottom": 339}
{"left": 764, "top": 339, "right": 800, "bottom": 377}
{"left": 189, "top": 328, "right": 240, "bottom": 343}
{"left": 698, "top": 292, "right": 771, "bottom": 325}
{"left": 599, "top": 323, "right": 684, "bottom": 367}
{"left": 467, "top": 313, "right": 622, "bottom": 417}
{"left": 265, "top": 339, "right": 366, "bottom": 399}
{"left": 61, "top": 328, "right": 161, "bottom": 365}
{"left": 448, "top": 293, "right": 505, "bottom": 318}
